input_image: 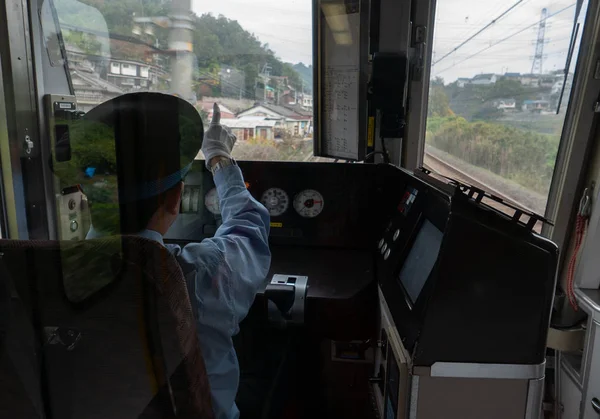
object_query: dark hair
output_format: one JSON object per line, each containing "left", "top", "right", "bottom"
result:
{"left": 119, "top": 183, "right": 181, "bottom": 234}
{"left": 67, "top": 93, "right": 204, "bottom": 235}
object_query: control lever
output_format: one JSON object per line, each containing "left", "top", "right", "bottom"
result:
{"left": 265, "top": 275, "right": 308, "bottom": 325}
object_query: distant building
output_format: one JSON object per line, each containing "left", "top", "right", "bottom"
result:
{"left": 456, "top": 78, "right": 471, "bottom": 87}
{"left": 279, "top": 91, "right": 296, "bottom": 107}
{"left": 522, "top": 100, "right": 550, "bottom": 112}
{"left": 301, "top": 94, "right": 313, "bottom": 110}
{"left": 237, "top": 103, "right": 313, "bottom": 136}
{"left": 107, "top": 59, "right": 155, "bottom": 91}
{"left": 519, "top": 74, "right": 540, "bottom": 87}
{"left": 197, "top": 101, "right": 236, "bottom": 120}
{"left": 221, "top": 118, "right": 277, "bottom": 141}
{"left": 503, "top": 72, "right": 522, "bottom": 81}
{"left": 65, "top": 38, "right": 166, "bottom": 94}
{"left": 493, "top": 98, "right": 516, "bottom": 112}
{"left": 471, "top": 74, "right": 497, "bottom": 85}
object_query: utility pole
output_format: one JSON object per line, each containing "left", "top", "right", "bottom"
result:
{"left": 168, "top": 0, "right": 194, "bottom": 100}
{"left": 531, "top": 8, "right": 548, "bottom": 75}
{"left": 132, "top": 1, "right": 194, "bottom": 101}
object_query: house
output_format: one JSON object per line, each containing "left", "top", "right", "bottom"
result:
{"left": 520, "top": 74, "right": 540, "bottom": 87}
{"left": 221, "top": 118, "right": 278, "bottom": 141}
{"left": 456, "top": 78, "right": 471, "bottom": 87}
{"left": 522, "top": 100, "right": 550, "bottom": 112}
{"left": 301, "top": 94, "right": 313, "bottom": 110}
{"left": 69, "top": 67, "right": 123, "bottom": 112}
{"left": 197, "top": 101, "right": 236, "bottom": 120}
{"left": 237, "top": 103, "right": 313, "bottom": 136}
{"left": 279, "top": 92, "right": 297, "bottom": 107}
{"left": 107, "top": 59, "right": 154, "bottom": 91}
{"left": 471, "top": 74, "right": 497, "bottom": 85}
{"left": 503, "top": 72, "right": 522, "bottom": 81}
{"left": 493, "top": 98, "right": 517, "bottom": 111}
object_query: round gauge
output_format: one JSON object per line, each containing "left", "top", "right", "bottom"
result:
{"left": 204, "top": 188, "right": 220, "bottom": 215}
{"left": 293, "top": 189, "right": 325, "bottom": 218}
{"left": 261, "top": 188, "right": 289, "bottom": 217}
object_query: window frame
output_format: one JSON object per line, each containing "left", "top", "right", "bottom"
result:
{"left": 0, "top": 0, "right": 59, "bottom": 239}
{"left": 405, "top": 0, "right": 600, "bottom": 255}
{"left": 0, "top": 60, "right": 14, "bottom": 238}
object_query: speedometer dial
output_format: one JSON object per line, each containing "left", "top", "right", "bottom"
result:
{"left": 293, "top": 189, "right": 324, "bottom": 218}
{"left": 261, "top": 188, "right": 289, "bottom": 217}
{"left": 205, "top": 188, "right": 220, "bottom": 215}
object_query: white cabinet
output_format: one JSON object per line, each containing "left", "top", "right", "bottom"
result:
{"left": 582, "top": 322, "right": 600, "bottom": 419}
{"left": 560, "top": 365, "right": 582, "bottom": 419}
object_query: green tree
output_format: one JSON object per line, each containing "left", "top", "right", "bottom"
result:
{"left": 431, "top": 76, "right": 445, "bottom": 86}
{"left": 428, "top": 85, "right": 453, "bottom": 117}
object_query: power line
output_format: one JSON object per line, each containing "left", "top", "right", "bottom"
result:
{"left": 451, "top": 1, "right": 507, "bottom": 42}
{"left": 433, "top": 0, "right": 526, "bottom": 66}
{"left": 435, "top": 3, "right": 576, "bottom": 76}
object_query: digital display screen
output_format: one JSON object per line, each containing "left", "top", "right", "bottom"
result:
{"left": 398, "top": 219, "right": 444, "bottom": 305}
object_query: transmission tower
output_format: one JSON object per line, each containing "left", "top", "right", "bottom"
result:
{"left": 531, "top": 8, "right": 548, "bottom": 75}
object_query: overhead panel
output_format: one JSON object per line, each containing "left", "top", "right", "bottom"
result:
{"left": 314, "top": 0, "right": 368, "bottom": 160}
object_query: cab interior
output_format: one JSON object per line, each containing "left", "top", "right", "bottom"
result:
{"left": 1, "top": 0, "right": 600, "bottom": 418}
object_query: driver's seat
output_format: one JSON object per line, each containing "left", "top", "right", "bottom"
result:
{"left": 0, "top": 235, "right": 214, "bottom": 419}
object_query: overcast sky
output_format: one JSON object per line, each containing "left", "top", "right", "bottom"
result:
{"left": 191, "top": 0, "right": 586, "bottom": 82}
{"left": 192, "top": 0, "right": 313, "bottom": 65}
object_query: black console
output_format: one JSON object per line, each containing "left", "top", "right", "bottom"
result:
{"left": 376, "top": 168, "right": 559, "bottom": 365}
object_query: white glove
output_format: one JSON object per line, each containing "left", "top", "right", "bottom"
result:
{"left": 201, "top": 103, "right": 237, "bottom": 168}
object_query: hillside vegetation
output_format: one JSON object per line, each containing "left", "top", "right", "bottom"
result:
{"left": 58, "top": 0, "right": 307, "bottom": 98}
{"left": 426, "top": 115, "right": 559, "bottom": 195}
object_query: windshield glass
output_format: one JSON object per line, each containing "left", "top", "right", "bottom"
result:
{"left": 49, "top": 0, "right": 321, "bottom": 162}
{"left": 424, "top": 0, "right": 588, "bottom": 217}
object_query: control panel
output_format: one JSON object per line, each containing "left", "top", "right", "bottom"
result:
{"left": 166, "top": 161, "right": 397, "bottom": 249}
{"left": 56, "top": 187, "right": 91, "bottom": 241}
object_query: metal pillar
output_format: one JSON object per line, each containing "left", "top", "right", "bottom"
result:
{"left": 531, "top": 8, "right": 548, "bottom": 75}
{"left": 168, "top": 0, "right": 194, "bottom": 101}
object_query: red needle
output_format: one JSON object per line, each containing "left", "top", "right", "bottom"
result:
{"left": 314, "top": 201, "right": 322, "bottom": 204}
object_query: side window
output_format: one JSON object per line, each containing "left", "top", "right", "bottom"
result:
{"left": 423, "top": 0, "right": 588, "bottom": 218}
{"left": 49, "top": 0, "right": 324, "bottom": 162}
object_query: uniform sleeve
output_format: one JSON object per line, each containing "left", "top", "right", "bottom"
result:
{"left": 172, "top": 164, "right": 271, "bottom": 337}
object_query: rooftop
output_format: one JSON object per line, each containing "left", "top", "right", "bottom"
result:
{"left": 222, "top": 119, "right": 278, "bottom": 129}
{"left": 239, "top": 103, "right": 312, "bottom": 119}
{"left": 473, "top": 73, "right": 496, "bottom": 80}
{"left": 71, "top": 68, "right": 123, "bottom": 94}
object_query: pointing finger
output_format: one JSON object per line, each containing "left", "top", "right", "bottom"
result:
{"left": 211, "top": 103, "right": 221, "bottom": 125}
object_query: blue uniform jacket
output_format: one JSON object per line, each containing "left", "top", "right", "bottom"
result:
{"left": 139, "top": 164, "right": 271, "bottom": 418}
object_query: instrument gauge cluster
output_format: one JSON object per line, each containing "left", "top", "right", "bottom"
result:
{"left": 261, "top": 188, "right": 289, "bottom": 217}
{"left": 260, "top": 187, "right": 325, "bottom": 219}
{"left": 293, "top": 189, "right": 325, "bottom": 218}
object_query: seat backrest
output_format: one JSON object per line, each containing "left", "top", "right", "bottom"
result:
{"left": 0, "top": 236, "right": 213, "bottom": 419}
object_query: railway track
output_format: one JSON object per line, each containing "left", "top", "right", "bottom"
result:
{"left": 423, "top": 151, "right": 544, "bottom": 228}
